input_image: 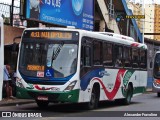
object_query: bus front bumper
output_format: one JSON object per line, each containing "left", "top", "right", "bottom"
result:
{"left": 152, "top": 83, "right": 160, "bottom": 92}
{"left": 16, "top": 87, "right": 79, "bottom": 103}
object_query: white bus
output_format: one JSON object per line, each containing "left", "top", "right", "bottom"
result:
{"left": 152, "top": 51, "right": 160, "bottom": 97}
{"left": 0, "top": 17, "right": 4, "bottom": 101}
{"left": 16, "top": 27, "right": 148, "bottom": 109}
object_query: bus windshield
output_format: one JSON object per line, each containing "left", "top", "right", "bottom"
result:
{"left": 19, "top": 42, "right": 78, "bottom": 78}
{"left": 154, "top": 53, "right": 160, "bottom": 78}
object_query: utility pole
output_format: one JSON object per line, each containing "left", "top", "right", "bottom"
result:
{"left": 10, "top": 0, "right": 14, "bottom": 26}
{"left": 142, "top": 0, "right": 145, "bottom": 44}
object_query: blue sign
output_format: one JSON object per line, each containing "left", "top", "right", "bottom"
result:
{"left": 26, "top": 0, "right": 94, "bottom": 31}
{"left": 45, "top": 68, "right": 54, "bottom": 77}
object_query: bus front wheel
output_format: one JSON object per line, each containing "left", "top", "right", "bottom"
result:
{"left": 86, "top": 84, "right": 100, "bottom": 110}
{"left": 36, "top": 100, "right": 49, "bottom": 108}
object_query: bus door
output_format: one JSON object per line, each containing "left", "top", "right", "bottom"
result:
{"left": 102, "top": 42, "right": 115, "bottom": 98}
{"left": 80, "top": 37, "right": 92, "bottom": 101}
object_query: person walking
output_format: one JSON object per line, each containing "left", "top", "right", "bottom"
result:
{"left": 3, "top": 61, "right": 15, "bottom": 100}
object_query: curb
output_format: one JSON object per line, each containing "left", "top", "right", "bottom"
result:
{"left": 0, "top": 99, "right": 35, "bottom": 107}
{"left": 146, "top": 88, "right": 153, "bottom": 92}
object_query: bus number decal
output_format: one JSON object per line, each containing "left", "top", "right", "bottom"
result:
{"left": 27, "top": 65, "right": 45, "bottom": 71}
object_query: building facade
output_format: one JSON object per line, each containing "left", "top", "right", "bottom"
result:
{"left": 144, "top": 4, "right": 155, "bottom": 39}
{"left": 154, "top": 4, "right": 160, "bottom": 40}
{"left": 127, "top": 2, "right": 143, "bottom": 32}
{"left": 127, "top": 2, "right": 160, "bottom": 41}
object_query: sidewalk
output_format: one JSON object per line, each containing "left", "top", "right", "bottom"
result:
{"left": 0, "top": 98, "right": 35, "bottom": 107}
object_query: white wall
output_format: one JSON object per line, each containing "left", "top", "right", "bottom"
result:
{"left": 0, "top": 17, "right": 4, "bottom": 101}
{"left": 144, "top": 4, "right": 155, "bottom": 39}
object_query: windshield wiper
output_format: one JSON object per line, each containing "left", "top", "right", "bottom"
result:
{"left": 52, "top": 42, "right": 64, "bottom": 60}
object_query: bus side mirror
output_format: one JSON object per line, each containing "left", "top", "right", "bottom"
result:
{"left": 150, "top": 61, "right": 153, "bottom": 68}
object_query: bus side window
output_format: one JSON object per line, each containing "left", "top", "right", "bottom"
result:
{"left": 140, "top": 49, "right": 147, "bottom": 69}
{"left": 114, "top": 45, "right": 123, "bottom": 67}
{"left": 132, "top": 48, "right": 139, "bottom": 68}
{"left": 123, "top": 47, "right": 131, "bottom": 68}
{"left": 81, "top": 46, "right": 91, "bottom": 67}
{"left": 93, "top": 41, "right": 102, "bottom": 65}
{"left": 103, "top": 43, "right": 113, "bottom": 66}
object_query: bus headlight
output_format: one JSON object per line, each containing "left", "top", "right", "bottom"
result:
{"left": 64, "top": 81, "right": 77, "bottom": 91}
{"left": 154, "top": 80, "right": 160, "bottom": 87}
{"left": 16, "top": 77, "right": 24, "bottom": 88}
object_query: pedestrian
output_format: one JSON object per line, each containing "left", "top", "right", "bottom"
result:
{"left": 3, "top": 61, "right": 15, "bottom": 100}
{"left": 29, "top": 0, "right": 43, "bottom": 19}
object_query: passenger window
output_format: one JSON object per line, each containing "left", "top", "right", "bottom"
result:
{"left": 123, "top": 47, "right": 132, "bottom": 67}
{"left": 93, "top": 41, "right": 102, "bottom": 65}
{"left": 140, "top": 50, "right": 147, "bottom": 69}
{"left": 114, "top": 45, "right": 123, "bottom": 67}
{"left": 103, "top": 43, "right": 113, "bottom": 66}
{"left": 132, "top": 48, "right": 139, "bottom": 68}
{"left": 81, "top": 46, "right": 91, "bottom": 67}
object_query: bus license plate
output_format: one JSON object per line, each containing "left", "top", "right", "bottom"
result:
{"left": 37, "top": 96, "right": 48, "bottom": 101}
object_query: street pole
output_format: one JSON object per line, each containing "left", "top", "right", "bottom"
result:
{"left": 10, "top": 0, "right": 14, "bottom": 26}
{"left": 142, "top": 0, "right": 145, "bottom": 44}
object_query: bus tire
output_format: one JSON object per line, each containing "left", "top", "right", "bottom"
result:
{"left": 123, "top": 84, "right": 133, "bottom": 105}
{"left": 157, "top": 92, "right": 160, "bottom": 97}
{"left": 36, "top": 100, "right": 49, "bottom": 108}
{"left": 116, "top": 84, "right": 133, "bottom": 105}
{"left": 86, "top": 84, "right": 100, "bottom": 110}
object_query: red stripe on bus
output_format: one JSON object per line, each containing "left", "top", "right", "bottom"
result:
{"left": 92, "top": 69, "right": 126, "bottom": 100}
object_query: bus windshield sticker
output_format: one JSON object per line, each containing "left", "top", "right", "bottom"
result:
{"left": 45, "top": 68, "right": 54, "bottom": 77}
{"left": 37, "top": 71, "right": 44, "bottom": 77}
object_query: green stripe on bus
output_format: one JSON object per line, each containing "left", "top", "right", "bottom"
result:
{"left": 133, "top": 87, "right": 146, "bottom": 94}
{"left": 57, "top": 89, "right": 79, "bottom": 102}
{"left": 122, "top": 70, "right": 135, "bottom": 97}
{"left": 16, "top": 87, "right": 32, "bottom": 99}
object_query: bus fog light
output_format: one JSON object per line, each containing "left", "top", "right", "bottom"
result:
{"left": 68, "top": 95, "right": 72, "bottom": 98}
{"left": 64, "top": 81, "right": 77, "bottom": 91}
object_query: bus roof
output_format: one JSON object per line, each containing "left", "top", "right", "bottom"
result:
{"left": 23, "top": 27, "right": 147, "bottom": 49}
{"left": 97, "top": 32, "right": 135, "bottom": 42}
{"left": 156, "top": 51, "right": 160, "bottom": 54}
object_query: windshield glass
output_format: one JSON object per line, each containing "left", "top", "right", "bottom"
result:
{"left": 19, "top": 42, "right": 78, "bottom": 78}
{"left": 154, "top": 53, "right": 160, "bottom": 78}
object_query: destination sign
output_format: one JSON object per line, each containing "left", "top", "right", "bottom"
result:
{"left": 23, "top": 30, "right": 79, "bottom": 41}
{"left": 30, "top": 31, "right": 72, "bottom": 39}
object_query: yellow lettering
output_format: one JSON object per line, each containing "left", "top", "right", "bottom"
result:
{"left": 30, "top": 31, "right": 72, "bottom": 39}
{"left": 27, "top": 65, "right": 44, "bottom": 71}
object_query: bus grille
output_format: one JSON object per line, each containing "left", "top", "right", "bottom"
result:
{"left": 27, "top": 91, "right": 60, "bottom": 101}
